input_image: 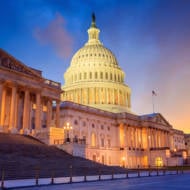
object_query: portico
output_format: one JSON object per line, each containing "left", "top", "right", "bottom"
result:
{"left": 0, "top": 49, "right": 61, "bottom": 134}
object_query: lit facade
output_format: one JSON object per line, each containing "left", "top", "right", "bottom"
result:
{"left": 58, "top": 15, "right": 186, "bottom": 167}
{"left": 0, "top": 49, "right": 61, "bottom": 140}
{"left": 185, "top": 134, "right": 190, "bottom": 157}
{"left": 62, "top": 14, "right": 131, "bottom": 113}
{"left": 0, "top": 15, "right": 187, "bottom": 168}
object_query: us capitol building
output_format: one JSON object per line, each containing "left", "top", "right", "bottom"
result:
{"left": 0, "top": 14, "right": 187, "bottom": 168}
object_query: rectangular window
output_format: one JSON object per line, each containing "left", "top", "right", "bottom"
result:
{"left": 95, "top": 72, "right": 98, "bottom": 79}
{"left": 84, "top": 72, "right": 87, "bottom": 79}
{"left": 100, "top": 72, "right": 103, "bottom": 79}
{"left": 107, "top": 139, "right": 111, "bottom": 148}
{"left": 101, "top": 138, "right": 104, "bottom": 147}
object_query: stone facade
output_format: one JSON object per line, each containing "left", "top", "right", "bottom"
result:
{"left": 62, "top": 14, "right": 131, "bottom": 113}
{"left": 55, "top": 101, "right": 186, "bottom": 167}
{"left": 0, "top": 15, "right": 187, "bottom": 168}
{"left": 57, "top": 15, "right": 187, "bottom": 168}
{"left": 0, "top": 49, "right": 61, "bottom": 136}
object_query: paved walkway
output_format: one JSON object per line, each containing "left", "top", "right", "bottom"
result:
{"left": 10, "top": 173, "right": 190, "bottom": 190}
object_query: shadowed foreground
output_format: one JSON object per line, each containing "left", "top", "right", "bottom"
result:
{"left": 0, "top": 133, "right": 126, "bottom": 179}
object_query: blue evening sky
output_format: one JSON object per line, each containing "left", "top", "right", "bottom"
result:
{"left": 0, "top": 0, "right": 190, "bottom": 132}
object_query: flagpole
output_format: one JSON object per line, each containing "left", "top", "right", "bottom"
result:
{"left": 152, "top": 90, "right": 156, "bottom": 113}
{"left": 152, "top": 93, "right": 155, "bottom": 113}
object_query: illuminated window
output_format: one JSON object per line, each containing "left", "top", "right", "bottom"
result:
{"left": 155, "top": 157, "right": 163, "bottom": 167}
{"left": 43, "top": 105, "right": 47, "bottom": 112}
{"left": 91, "top": 133, "right": 96, "bottom": 147}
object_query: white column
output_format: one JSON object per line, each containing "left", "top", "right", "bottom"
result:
{"left": 117, "top": 89, "right": 120, "bottom": 105}
{"left": 153, "top": 129, "right": 156, "bottom": 148}
{"left": 35, "top": 93, "right": 41, "bottom": 130}
{"left": 129, "top": 127, "right": 132, "bottom": 147}
{"left": 151, "top": 129, "right": 154, "bottom": 148}
{"left": 0, "top": 87, "right": 6, "bottom": 127}
{"left": 0, "top": 82, "right": 3, "bottom": 128}
{"left": 140, "top": 128, "right": 143, "bottom": 148}
{"left": 126, "top": 125, "right": 129, "bottom": 147}
{"left": 106, "top": 88, "right": 108, "bottom": 104}
{"left": 9, "top": 86, "right": 17, "bottom": 132}
{"left": 56, "top": 100, "right": 60, "bottom": 128}
{"left": 14, "top": 91, "right": 19, "bottom": 131}
{"left": 46, "top": 99, "right": 52, "bottom": 128}
{"left": 22, "top": 90, "right": 30, "bottom": 132}
{"left": 113, "top": 89, "right": 115, "bottom": 104}
{"left": 134, "top": 127, "right": 136, "bottom": 148}
{"left": 146, "top": 127, "right": 150, "bottom": 149}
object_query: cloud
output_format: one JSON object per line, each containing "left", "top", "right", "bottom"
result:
{"left": 34, "top": 13, "right": 73, "bottom": 58}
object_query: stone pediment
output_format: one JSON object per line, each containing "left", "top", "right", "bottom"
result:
{"left": 0, "top": 48, "right": 42, "bottom": 79}
{"left": 141, "top": 113, "right": 171, "bottom": 126}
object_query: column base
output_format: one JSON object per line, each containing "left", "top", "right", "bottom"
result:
{"left": 8, "top": 127, "right": 18, "bottom": 134}
{"left": 0, "top": 125, "right": 3, "bottom": 132}
{"left": 19, "top": 128, "right": 30, "bottom": 135}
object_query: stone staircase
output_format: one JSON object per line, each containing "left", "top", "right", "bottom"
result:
{"left": 0, "top": 133, "right": 126, "bottom": 179}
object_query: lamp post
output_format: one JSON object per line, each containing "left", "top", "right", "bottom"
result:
{"left": 63, "top": 122, "right": 73, "bottom": 142}
{"left": 121, "top": 156, "right": 126, "bottom": 168}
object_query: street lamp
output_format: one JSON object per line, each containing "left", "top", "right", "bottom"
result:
{"left": 63, "top": 122, "right": 73, "bottom": 142}
{"left": 121, "top": 156, "right": 126, "bottom": 168}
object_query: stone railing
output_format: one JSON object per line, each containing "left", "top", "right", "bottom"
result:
{"left": 44, "top": 79, "right": 61, "bottom": 89}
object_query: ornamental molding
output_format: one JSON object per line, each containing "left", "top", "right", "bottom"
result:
{"left": 0, "top": 49, "right": 42, "bottom": 79}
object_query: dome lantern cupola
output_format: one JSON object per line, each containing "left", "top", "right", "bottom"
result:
{"left": 86, "top": 13, "right": 101, "bottom": 46}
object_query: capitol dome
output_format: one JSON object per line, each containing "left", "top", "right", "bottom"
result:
{"left": 62, "top": 14, "right": 131, "bottom": 113}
